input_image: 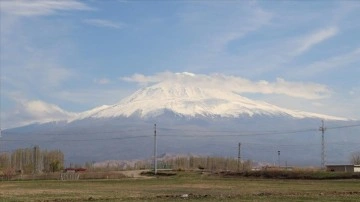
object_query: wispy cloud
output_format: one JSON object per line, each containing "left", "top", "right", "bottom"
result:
{"left": 2, "top": 47, "right": 75, "bottom": 94}
{"left": 0, "top": 0, "right": 92, "bottom": 16}
{"left": 53, "top": 88, "right": 134, "bottom": 106}
{"left": 175, "top": 1, "right": 273, "bottom": 68}
{"left": 83, "top": 19, "right": 125, "bottom": 29}
{"left": 122, "top": 72, "right": 331, "bottom": 100}
{"left": 220, "top": 26, "right": 340, "bottom": 76}
{"left": 0, "top": 0, "right": 82, "bottom": 122}
{"left": 294, "top": 48, "right": 360, "bottom": 77}
{"left": 210, "top": 6, "right": 273, "bottom": 54}
{"left": 294, "top": 27, "right": 338, "bottom": 55}
{"left": 93, "top": 78, "right": 111, "bottom": 85}
{"left": 174, "top": 2, "right": 342, "bottom": 77}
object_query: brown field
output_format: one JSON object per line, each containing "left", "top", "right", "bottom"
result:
{"left": 0, "top": 171, "right": 359, "bottom": 201}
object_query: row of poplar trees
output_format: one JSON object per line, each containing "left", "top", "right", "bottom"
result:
{"left": 131, "top": 156, "right": 253, "bottom": 171}
{"left": 0, "top": 146, "right": 64, "bottom": 174}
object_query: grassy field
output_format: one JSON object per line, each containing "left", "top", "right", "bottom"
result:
{"left": 0, "top": 171, "right": 359, "bottom": 201}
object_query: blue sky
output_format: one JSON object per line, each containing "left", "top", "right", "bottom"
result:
{"left": 1, "top": 0, "right": 359, "bottom": 128}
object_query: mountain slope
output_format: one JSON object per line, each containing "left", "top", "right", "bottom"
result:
{"left": 3, "top": 80, "right": 357, "bottom": 165}
{"left": 73, "top": 82, "right": 347, "bottom": 121}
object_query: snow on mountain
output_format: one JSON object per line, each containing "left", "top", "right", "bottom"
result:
{"left": 72, "top": 81, "right": 347, "bottom": 121}
{"left": 3, "top": 80, "right": 357, "bottom": 165}
{"left": 70, "top": 105, "right": 110, "bottom": 121}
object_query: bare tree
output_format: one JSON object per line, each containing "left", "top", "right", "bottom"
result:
{"left": 0, "top": 153, "right": 10, "bottom": 169}
{"left": 350, "top": 151, "right": 360, "bottom": 165}
{"left": 7, "top": 147, "right": 64, "bottom": 174}
{"left": 2, "top": 167, "right": 15, "bottom": 180}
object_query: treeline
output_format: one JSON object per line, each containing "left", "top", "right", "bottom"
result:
{"left": 90, "top": 156, "right": 253, "bottom": 172}
{"left": 0, "top": 146, "right": 64, "bottom": 174}
{"left": 157, "top": 156, "right": 253, "bottom": 171}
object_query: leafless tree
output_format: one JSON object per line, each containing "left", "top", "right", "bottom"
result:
{"left": 6, "top": 146, "right": 64, "bottom": 174}
{"left": 350, "top": 151, "right": 360, "bottom": 165}
{"left": 2, "top": 167, "right": 15, "bottom": 180}
{"left": 0, "top": 153, "right": 10, "bottom": 169}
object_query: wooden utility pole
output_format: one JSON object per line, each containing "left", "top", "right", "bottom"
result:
{"left": 237, "top": 142, "right": 241, "bottom": 172}
{"left": 153, "top": 124, "right": 157, "bottom": 175}
{"left": 278, "top": 150, "right": 280, "bottom": 168}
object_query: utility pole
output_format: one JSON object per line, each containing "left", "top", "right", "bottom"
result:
{"left": 153, "top": 124, "right": 157, "bottom": 175}
{"left": 277, "top": 150, "right": 280, "bottom": 168}
{"left": 238, "top": 142, "right": 241, "bottom": 172}
{"left": 0, "top": 128, "right": 2, "bottom": 155}
{"left": 237, "top": 142, "right": 241, "bottom": 172}
{"left": 33, "top": 146, "right": 38, "bottom": 174}
{"left": 319, "top": 120, "right": 326, "bottom": 169}
{"left": 20, "top": 150, "right": 23, "bottom": 172}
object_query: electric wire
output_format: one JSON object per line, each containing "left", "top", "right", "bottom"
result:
{"left": 1, "top": 123, "right": 359, "bottom": 143}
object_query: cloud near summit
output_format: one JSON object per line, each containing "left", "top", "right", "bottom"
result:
{"left": 121, "top": 72, "right": 331, "bottom": 100}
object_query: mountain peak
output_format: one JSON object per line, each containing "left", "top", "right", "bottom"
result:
{"left": 72, "top": 82, "right": 348, "bottom": 121}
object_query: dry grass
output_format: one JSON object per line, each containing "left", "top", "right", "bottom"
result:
{"left": 219, "top": 170, "right": 360, "bottom": 179}
{"left": 0, "top": 171, "right": 359, "bottom": 201}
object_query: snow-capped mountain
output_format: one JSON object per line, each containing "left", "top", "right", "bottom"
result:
{"left": 72, "top": 81, "right": 346, "bottom": 121}
{"left": 3, "top": 80, "right": 358, "bottom": 166}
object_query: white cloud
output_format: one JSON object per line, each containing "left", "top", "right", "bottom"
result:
{"left": 84, "top": 19, "right": 125, "bottom": 29}
{"left": 294, "top": 48, "right": 360, "bottom": 77}
{"left": 93, "top": 78, "right": 111, "bottom": 85}
{"left": 53, "top": 88, "right": 134, "bottom": 106}
{"left": 121, "top": 72, "right": 331, "bottom": 100}
{"left": 0, "top": 0, "right": 92, "bottom": 16}
{"left": 312, "top": 102, "right": 324, "bottom": 107}
{"left": 294, "top": 27, "right": 338, "bottom": 55}
{"left": 0, "top": 0, "right": 82, "bottom": 117}
{"left": 22, "top": 100, "right": 74, "bottom": 119}
{"left": 1, "top": 99, "right": 75, "bottom": 129}
{"left": 121, "top": 72, "right": 174, "bottom": 85}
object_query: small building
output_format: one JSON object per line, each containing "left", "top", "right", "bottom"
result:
{"left": 326, "top": 165, "right": 360, "bottom": 173}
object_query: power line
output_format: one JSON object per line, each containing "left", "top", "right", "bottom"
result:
{"left": 158, "top": 123, "right": 360, "bottom": 137}
{"left": 158, "top": 128, "right": 318, "bottom": 137}
{"left": 158, "top": 127, "right": 318, "bottom": 134}
{"left": 1, "top": 135, "right": 151, "bottom": 143}
{"left": 232, "top": 141, "right": 360, "bottom": 147}
{"left": 327, "top": 124, "right": 360, "bottom": 130}
{"left": 3, "top": 128, "right": 150, "bottom": 136}
{"left": 1, "top": 123, "right": 359, "bottom": 142}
